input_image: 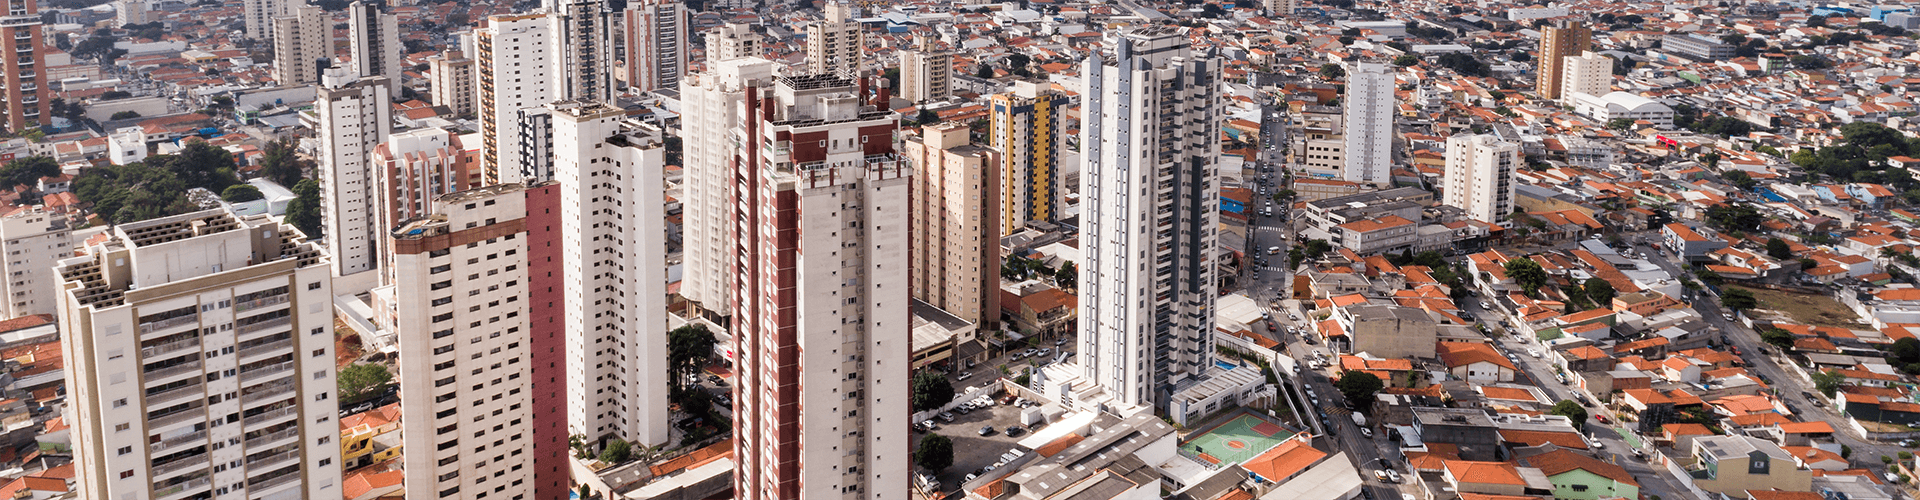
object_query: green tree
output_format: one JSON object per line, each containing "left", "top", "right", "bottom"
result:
{"left": 1549, "top": 400, "right": 1588, "bottom": 423}
{"left": 337, "top": 363, "right": 393, "bottom": 403}
{"left": 1706, "top": 204, "right": 1764, "bottom": 232}
{"left": 1334, "top": 370, "right": 1384, "bottom": 405}
{"left": 1583, "top": 278, "right": 1616, "bottom": 306}
{"left": 1766, "top": 238, "right": 1792, "bottom": 260}
{"left": 975, "top": 64, "right": 994, "bottom": 79}
{"left": 911, "top": 370, "right": 955, "bottom": 411}
{"left": 110, "top": 110, "right": 142, "bottom": 120}
{"left": 915, "top": 109, "right": 939, "bottom": 125}
{"left": 1503, "top": 257, "right": 1549, "bottom": 294}
{"left": 1761, "top": 328, "right": 1796, "bottom": 350}
{"left": 1318, "top": 63, "right": 1345, "bottom": 80}
{"left": 1392, "top": 54, "right": 1419, "bottom": 66}
{"left": 1724, "top": 171, "right": 1756, "bottom": 190}
{"left": 285, "top": 179, "right": 323, "bottom": 239}
{"left": 0, "top": 156, "right": 59, "bottom": 189}
{"left": 667, "top": 324, "right": 718, "bottom": 388}
{"left": 1892, "top": 338, "right": 1920, "bottom": 363}
{"left": 598, "top": 438, "right": 632, "bottom": 464}
{"left": 1810, "top": 369, "right": 1845, "bottom": 397}
{"left": 221, "top": 184, "right": 264, "bottom": 202}
{"left": 1606, "top": 118, "right": 1635, "bottom": 130}
{"left": 1055, "top": 261, "right": 1077, "bottom": 290}
{"left": 1722, "top": 288, "right": 1758, "bottom": 311}
{"left": 258, "top": 138, "right": 305, "bottom": 187}
{"left": 915, "top": 434, "right": 954, "bottom": 472}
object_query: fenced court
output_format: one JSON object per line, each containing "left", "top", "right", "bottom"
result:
{"left": 1178, "top": 411, "right": 1294, "bottom": 466}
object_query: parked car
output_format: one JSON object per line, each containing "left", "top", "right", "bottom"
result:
{"left": 1385, "top": 469, "right": 1401, "bottom": 483}
{"left": 979, "top": 426, "right": 996, "bottom": 436}
{"left": 956, "top": 372, "right": 974, "bottom": 381}
{"left": 1803, "top": 392, "right": 1821, "bottom": 403}
{"left": 1006, "top": 425, "right": 1025, "bottom": 437}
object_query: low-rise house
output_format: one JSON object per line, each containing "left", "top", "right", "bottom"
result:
{"left": 1687, "top": 435, "right": 1813, "bottom": 494}
{"left": 1440, "top": 460, "right": 1554, "bottom": 496}
{"left": 1438, "top": 341, "right": 1517, "bottom": 383}
{"left": 1516, "top": 448, "right": 1640, "bottom": 500}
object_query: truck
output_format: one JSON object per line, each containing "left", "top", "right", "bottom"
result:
{"left": 1352, "top": 412, "right": 1367, "bottom": 426}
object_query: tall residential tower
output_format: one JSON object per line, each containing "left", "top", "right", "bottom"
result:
{"left": 805, "top": 1, "right": 862, "bottom": 76}
{"left": 988, "top": 80, "right": 1068, "bottom": 233}
{"left": 349, "top": 1, "right": 402, "bottom": 81}
{"left": 620, "top": 0, "right": 687, "bottom": 92}
{"left": 317, "top": 70, "right": 394, "bottom": 279}
{"left": 270, "top": 4, "right": 328, "bottom": 85}
{"left": 1537, "top": 23, "right": 1593, "bottom": 100}
{"left": 677, "top": 56, "right": 777, "bottom": 318}
{"left": 904, "top": 122, "right": 1000, "bottom": 325}
{"left": 1443, "top": 134, "right": 1519, "bottom": 224}
{"left": 1342, "top": 61, "right": 1394, "bottom": 186}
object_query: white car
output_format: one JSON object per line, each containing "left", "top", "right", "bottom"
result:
{"left": 1528, "top": 349, "right": 1542, "bottom": 358}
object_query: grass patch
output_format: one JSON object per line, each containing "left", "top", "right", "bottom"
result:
{"left": 1724, "top": 285, "right": 1866, "bottom": 329}
{"left": 1856, "top": 420, "right": 1920, "bottom": 433}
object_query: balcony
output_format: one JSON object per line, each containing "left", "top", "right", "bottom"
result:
{"left": 153, "top": 476, "right": 210, "bottom": 500}
{"left": 241, "top": 380, "right": 294, "bottom": 403}
{"left": 150, "top": 452, "right": 207, "bottom": 477}
{"left": 145, "top": 384, "right": 202, "bottom": 407}
{"left": 141, "top": 337, "right": 201, "bottom": 359}
{"left": 248, "top": 450, "right": 298, "bottom": 470}
{"left": 236, "top": 316, "right": 291, "bottom": 336}
{"left": 247, "top": 470, "right": 301, "bottom": 492}
{"left": 150, "top": 430, "right": 206, "bottom": 454}
{"left": 237, "top": 338, "right": 292, "bottom": 360}
{"left": 144, "top": 360, "right": 202, "bottom": 381}
{"left": 241, "top": 406, "right": 296, "bottom": 427}
{"left": 243, "top": 428, "right": 297, "bottom": 449}
{"left": 138, "top": 314, "right": 199, "bottom": 335}
{"left": 147, "top": 406, "right": 204, "bottom": 430}
{"left": 240, "top": 361, "right": 291, "bottom": 382}
{"left": 233, "top": 294, "right": 289, "bottom": 313}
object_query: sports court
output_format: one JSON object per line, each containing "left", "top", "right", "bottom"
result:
{"left": 1179, "top": 411, "right": 1294, "bottom": 466}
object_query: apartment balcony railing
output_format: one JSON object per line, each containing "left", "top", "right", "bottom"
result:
{"left": 153, "top": 477, "right": 210, "bottom": 500}
{"left": 142, "top": 337, "right": 201, "bottom": 359}
{"left": 241, "top": 380, "right": 294, "bottom": 403}
{"left": 243, "top": 428, "right": 297, "bottom": 449}
{"left": 149, "top": 430, "right": 206, "bottom": 454}
{"left": 144, "top": 360, "right": 202, "bottom": 381}
{"left": 139, "top": 315, "right": 199, "bottom": 335}
{"left": 248, "top": 450, "right": 297, "bottom": 470}
{"left": 145, "top": 384, "right": 202, "bottom": 407}
{"left": 149, "top": 452, "right": 207, "bottom": 476}
{"left": 146, "top": 407, "right": 204, "bottom": 430}
{"left": 236, "top": 317, "right": 291, "bottom": 336}
{"left": 241, "top": 406, "right": 296, "bottom": 427}
{"left": 233, "top": 294, "right": 289, "bottom": 313}
{"left": 237, "top": 338, "right": 292, "bottom": 360}
{"left": 247, "top": 470, "right": 300, "bottom": 492}
{"left": 240, "top": 361, "right": 292, "bottom": 382}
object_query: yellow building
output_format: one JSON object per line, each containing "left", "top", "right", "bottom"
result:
{"left": 340, "top": 402, "right": 403, "bottom": 471}
{"left": 989, "top": 80, "right": 1068, "bottom": 234}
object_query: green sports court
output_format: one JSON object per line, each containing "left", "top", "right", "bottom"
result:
{"left": 1179, "top": 411, "right": 1295, "bottom": 466}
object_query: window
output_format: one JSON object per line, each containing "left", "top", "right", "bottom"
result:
{"left": 117, "top": 446, "right": 131, "bottom": 455}
{"left": 120, "top": 470, "right": 134, "bottom": 479}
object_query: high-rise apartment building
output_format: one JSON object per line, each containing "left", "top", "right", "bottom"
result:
{"left": 899, "top": 33, "right": 951, "bottom": 103}
{"left": 1263, "top": 0, "right": 1295, "bottom": 15}
{"left": 704, "top": 22, "right": 763, "bottom": 61}
{"left": 1079, "top": 28, "right": 1221, "bottom": 409}
{"left": 270, "top": 4, "right": 327, "bottom": 86}
{"left": 620, "top": 0, "right": 686, "bottom": 92}
{"left": 427, "top": 50, "right": 476, "bottom": 115}
{"left": 1443, "top": 134, "right": 1519, "bottom": 224}
{"left": 546, "top": 0, "right": 616, "bottom": 103}
{"left": 317, "top": 70, "right": 393, "bottom": 278}
{"left": 116, "top": 0, "right": 144, "bottom": 26}
{"left": 242, "top": 0, "right": 290, "bottom": 41}
{"left": 0, "top": 207, "right": 72, "bottom": 317}
{"left": 374, "top": 127, "right": 474, "bottom": 225}
{"left": 388, "top": 183, "right": 556, "bottom": 500}
{"left": 1342, "top": 61, "right": 1394, "bottom": 186}
{"left": 58, "top": 209, "right": 340, "bottom": 500}
{"left": 730, "top": 73, "right": 909, "bottom": 500}
{"left": 677, "top": 56, "right": 777, "bottom": 318}
{"left": 1536, "top": 23, "right": 1592, "bottom": 100}
{"left": 988, "top": 80, "right": 1068, "bottom": 234}
{"left": 1560, "top": 50, "right": 1612, "bottom": 100}
{"left": 904, "top": 122, "right": 1000, "bottom": 325}
{"left": 550, "top": 100, "right": 671, "bottom": 447}
{"left": 349, "top": 2, "right": 402, "bottom": 82}
{"left": 474, "top": 14, "right": 558, "bottom": 184}
{"left": 0, "top": 0, "right": 51, "bottom": 132}
{"left": 805, "top": 1, "right": 862, "bottom": 76}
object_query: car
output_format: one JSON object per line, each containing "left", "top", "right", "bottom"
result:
{"left": 1723, "top": 313, "right": 1736, "bottom": 321}
{"left": 1803, "top": 392, "right": 1821, "bottom": 403}
{"left": 1480, "top": 301, "right": 1493, "bottom": 309}
{"left": 1594, "top": 415, "right": 1610, "bottom": 424}
{"left": 1055, "top": 339, "right": 1067, "bottom": 346}
{"left": 1024, "top": 348, "right": 1039, "bottom": 357}
{"left": 1359, "top": 427, "right": 1374, "bottom": 438}
{"left": 1373, "top": 470, "right": 1391, "bottom": 482}
{"left": 1304, "top": 335, "right": 1317, "bottom": 345}
{"left": 923, "top": 419, "right": 938, "bottom": 430}
{"left": 1528, "top": 349, "right": 1542, "bottom": 358}
{"left": 956, "top": 372, "right": 974, "bottom": 382}
{"left": 1556, "top": 374, "right": 1570, "bottom": 385}
{"left": 964, "top": 473, "right": 978, "bottom": 482}
{"left": 979, "top": 426, "right": 996, "bottom": 436}
{"left": 1006, "top": 425, "right": 1026, "bottom": 437}
{"left": 939, "top": 412, "right": 955, "bottom": 422}
{"left": 1591, "top": 440, "right": 1605, "bottom": 450}
{"left": 1385, "top": 469, "right": 1402, "bottom": 483}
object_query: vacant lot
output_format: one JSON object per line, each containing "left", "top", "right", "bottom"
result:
{"left": 1726, "top": 285, "right": 1866, "bottom": 329}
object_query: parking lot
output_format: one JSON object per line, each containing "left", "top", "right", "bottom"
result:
{"left": 912, "top": 392, "right": 1043, "bottom": 496}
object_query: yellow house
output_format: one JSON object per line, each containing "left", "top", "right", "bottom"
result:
{"left": 340, "top": 403, "right": 403, "bottom": 471}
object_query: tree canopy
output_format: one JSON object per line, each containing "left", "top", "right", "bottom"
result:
{"left": 1583, "top": 278, "right": 1616, "bottom": 306}
{"left": 222, "top": 184, "right": 264, "bottom": 203}
{"left": 72, "top": 141, "right": 241, "bottom": 224}
{"left": 915, "top": 434, "right": 954, "bottom": 472}
{"left": 1334, "top": 370, "right": 1384, "bottom": 406}
{"left": 0, "top": 156, "right": 59, "bottom": 190}
{"left": 668, "top": 324, "right": 718, "bottom": 389}
{"left": 338, "top": 363, "right": 393, "bottom": 403}
{"left": 1721, "top": 288, "right": 1758, "bottom": 311}
{"left": 911, "top": 370, "right": 954, "bottom": 412}
{"left": 1549, "top": 400, "right": 1588, "bottom": 424}
{"left": 285, "top": 179, "right": 323, "bottom": 239}
{"left": 1503, "top": 257, "right": 1548, "bottom": 294}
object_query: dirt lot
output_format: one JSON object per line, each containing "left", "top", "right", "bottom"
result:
{"left": 1727, "top": 285, "right": 1868, "bottom": 329}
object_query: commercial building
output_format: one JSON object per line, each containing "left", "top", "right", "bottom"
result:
{"left": 903, "top": 122, "right": 1000, "bottom": 326}
{"left": 0, "top": 207, "right": 72, "bottom": 317}
{"left": 1331, "top": 214, "right": 1418, "bottom": 255}
{"left": 1559, "top": 51, "right": 1613, "bottom": 101}
{"left": 0, "top": 0, "right": 51, "bottom": 132}
{"left": 349, "top": 2, "right": 401, "bottom": 81}
{"left": 620, "top": 0, "right": 687, "bottom": 92}
{"left": 317, "top": 70, "right": 394, "bottom": 279}
{"left": 1443, "top": 134, "right": 1519, "bottom": 224}
{"left": 1662, "top": 34, "right": 1735, "bottom": 61}
{"left": 898, "top": 33, "right": 951, "bottom": 103}
{"left": 1342, "top": 61, "right": 1394, "bottom": 185}
{"left": 269, "top": 4, "right": 327, "bottom": 85}
{"left": 729, "top": 72, "right": 909, "bottom": 500}
{"left": 427, "top": 50, "right": 476, "bottom": 115}
{"left": 387, "top": 183, "right": 560, "bottom": 500}
{"left": 987, "top": 80, "right": 1068, "bottom": 233}
{"left": 475, "top": 14, "right": 558, "bottom": 184}
{"left": 373, "top": 127, "right": 475, "bottom": 225}
{"left": 57, "top": 209, "right": 341, "bottom": 500}
{"left": 1335, "top": 304, "right": 1437, "bottom": 359}
{"left": 1569, "top": 91, "right": 1674, "bottom": 128}
{"left": 1294, "top": 105, "right": 1348, "bottom": 179}
{"left": 676, "top": 56, "right": 778, "bottom": 319}
{"left": 551, "top": 101, "right": 671, "bottom": 448}
{"left": 1537, "top": 23, "right": 1592, "bottom": 99}
{"left": 1079, "top": 27, "right": 1221, "bottom": 409}
{"left": 805, "top": 1, "right": 862, "bottom": 76}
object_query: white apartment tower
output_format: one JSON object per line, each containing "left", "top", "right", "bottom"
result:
{"left": 899, "top": 33, "right": 951, "bottom": 103}
{"left": 427, "top": 50, "right": 476, "bottom": 115}
{"left": 242, "top": 0, "right": 290, "bottom": 41}
{"left": 116, "top": 0, "right": 145, "bottom": 26}
{"left": 546, "top": 0, "right": 616, "bottom": 104}
{"left": 1263, "top": 0, "right": 1295, "bottom": 15}
{"left": 388, "top": 185, "right": 541, "bottom": 500}
{"left": 805, "top": 1, "right": 862, "bottom": 76}
{"left": 349, "top": 2, "right": 402, "bottom": 82}
{"left": 1443, "top": 134, "right": 1520, "bottom": 224}
{"left": 620, "top": 0, "right": 687, "bottom": 92}
{"left": 1079, "top": 28, "right": 1221, "bottom": 410}
{"left": 474, "top": 14, "right": 558, "bottom": 184}
{"left": 705, "top": 22, "right": 763, "bottom": 61}
{"left": 551, "top": 101, "right": 671, "bottom": 447}
{"left": 1560, "top": 51, "right": 1613, "bottom": 101}
{"left": 57, "top": 209, "right": 340, "bottom": 500}
{"left": 1342, "top": 61, "right": 1394, "bottom": 186}
{"left": 269, "top": 4, "right": 326, "bottom": 85}
{"left": 677, "top": 56, "right": 777, "bottom": 317}
{"left": 0, "top": 207, "right": 72, "bottom": 317}
{"left": 730, "top": 73, "right": 909, "bottom": 500}
{"left": 317, "top": 70, "right": 394, "bottom": 278}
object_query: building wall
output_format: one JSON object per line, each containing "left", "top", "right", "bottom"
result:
{"left": 317, "top": 71, "right": 394, "bottom": 278}
{"left": 900, "top": 35, "right": 951, "bottom": 103}
{"left": 988, "top": 81, "right": 1066, "bottom": 233}
{"left": 1560, "top": 51, "right": 1612, "bottom": 101}
{"left": 375, "top": 127, "right": 472, "bottom": 228}
{"left": 522, "top": 182, "right": 568, "bottom": 500}
{"left": 269, "top": 5, "right": 327, "bottom": 86}
{"left": 476, "top": 14, "right": 557, "bottom": 185}
{"left": 0, "top": 208, "right": 72, "bottom": 317}
{"left": 349, "top": 2, "right": 401, "bottom": 81}
{"left": 805, "top": 2, "right": 862, "bottom": 76}
{"left": 1693, "top": 456, "right": 1811, "bottom": 494}
{"left": 1343, "top": 62, "right": 1394, "bottom": 185}
{"left": 621, "top": 0, "right": 687, "bottom": 92}
{"left": 1079, "top": 29, "right": 1221, "bottom": 410}
{"left": 1537, "top": 24, "right": 1592, "bottom": 99}
{"left": 389, "top": 185, "right": 535, "bottom": 500}
{"left": 904, "top": 123, "right": 1000, "bottom": 326}
{"left": 1443, "top": 134, "right": 1518, "bottom": 224}
{"left": 428, "top": 51, "right": 476, "bottom": 115}
{"left": 0, "top": 0, "right": 52, "bottom": 132}
{"left": 677, "top": 57, "right": 776, "bottom": 318}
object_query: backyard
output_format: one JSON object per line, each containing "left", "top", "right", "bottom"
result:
{"left": 1725, "top": 285, "right": 1867, "bottom": 329}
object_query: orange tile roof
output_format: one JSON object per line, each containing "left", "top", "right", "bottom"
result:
{"left": 1438, "top": 342, "right": 1515, "bottom": 370}
{"left": 1035, "top": 433, "right": 1087, "bottom": 457}
{"left": 650, "top": 438, "right": 736, "bottom": 476}
{"left": 1778, "top": 421, "right": 1835, "bottom": 434}
{"left": 1479, "top": 386, "right": 1538, "bottom": 401}
{"left": 1445, "top": 460, "right": 1527, "bottom": 485}
{"left": 1498, "top": 429, "right": 1589, "bottom": 449}
{"left": 1242, "top": 438, "right": 1328, "bottom": 482}
{"left": 1520, "top": 449, "right": 1637, "bottom": 486}
{"left": 1663, "top": 423, "right": 1713, "bottom": 436}
{"left": 1747, "top": 491, "right": 1824, "bottom": 500}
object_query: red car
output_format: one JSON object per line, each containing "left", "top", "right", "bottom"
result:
{"left": 1595, "top": 415, "right": 1611, "bottom": 424}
